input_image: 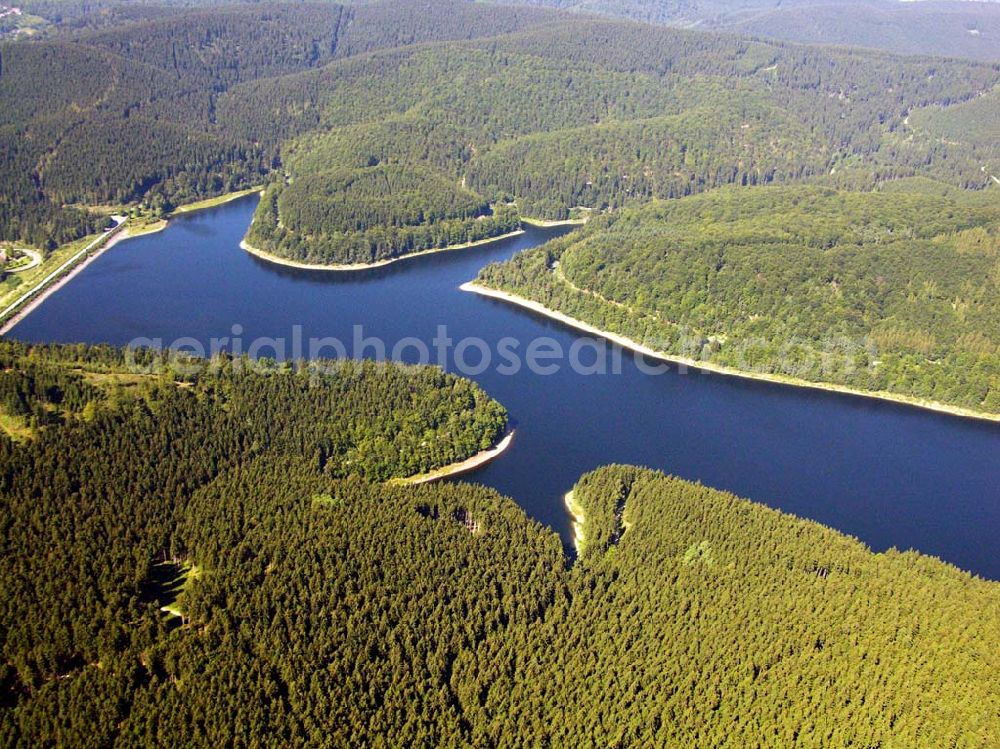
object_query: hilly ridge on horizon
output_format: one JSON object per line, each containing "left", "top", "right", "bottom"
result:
{"left": 497, "top": 0, "right": 1000, "bottom": 59}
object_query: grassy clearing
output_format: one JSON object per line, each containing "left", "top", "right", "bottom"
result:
{"left": 0, "top": 232, "right": 101, "bottom": 313}
{"left": 171, "top": 187, "right": 262, "bottom": 215}
{"left": 79, "top": 370, "right": 159, "bottom": 388}
{"left": 123, "top": 218, "right": 168, "bottom": 238}
{"left": 151, "top": 561, "right": 201, "bottom": 621}
{"left": 520, "top": 213, "right": 590, "bottom": 228}
{"left": 0, "top": 411, "right": 33, "bottom": 442}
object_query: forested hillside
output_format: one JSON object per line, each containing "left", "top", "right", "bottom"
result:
{"left": 476, "top": 181, "right": 1000, "bottom": 415}
{"left": 715, "top": 0, "right": 1000, "bottom": 61}
{"left": 906, "top": 83, "right": 1000, "bottom": 173}
{"left": 0, "top": 1, "right": 559, "bottom": 249}
{"left": 239, "top": 13, "right": 999, "bottom": 264}
{"left": 3, "top": 0, "right": 999, "bottom": 261}
{"left": 497, "top": 0, "right": 1000, "bottom": 60}
{"left": 5, "top": 4, "right": 1000, "bottom": 746}
{"left": 247, "top": 165, "right": 521, "bottom": 265}
{"left": 2, "top": 345, "right": 999, "bottom": 745}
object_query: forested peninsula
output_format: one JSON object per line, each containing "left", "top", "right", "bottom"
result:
{"left": 3, "top": 5, "right": 1000, "bottom": 741}
{"left": 4, "top": 1, "right": 1000, "bottom": 268}
{"left": 475, "top": 182, "right": 1000, "bottom": 417}
{"left": 1, "top": 343, "right": 999, "bottom": 746}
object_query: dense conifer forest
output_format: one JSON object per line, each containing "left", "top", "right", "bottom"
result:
{"left": 476, "top": 181, "right": 1000, "bottom": 414}
{"left": 17, "top": 0, "right": 1000, "bottom": 63}
{"left": 0, "top": 1, "right": 558, "bottom": 249}
{"left": 4, "top": 4, "right": 1000, "bottom": 743}
{"left": 247, "top": 167, "right": 521, "bottom": 265}
{"left": 2, "top": 0, "right": 999, "bottom": 259}
{"left": 1, "top": 343, "right": 999, "bottom": 746}
{"left": 238, "top": 13, "right": 1000, "bottom": 262}
{"left": 498, "top": 0, "right": 1000, "bottom": 60}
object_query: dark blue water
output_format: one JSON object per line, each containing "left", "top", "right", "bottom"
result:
{"left": 10, "top": 196, "right": 1000, "bottom": 578}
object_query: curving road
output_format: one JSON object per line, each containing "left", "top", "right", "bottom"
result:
{"left": 0, "top": 216, "right": 127, "bottom": 333}
{"left": 6, "top": 248, "right": 42, "bottom": 273}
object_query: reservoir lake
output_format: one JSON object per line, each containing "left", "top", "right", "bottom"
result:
{"left": 10, "top": 195, "right": 1000, "bottom": 578}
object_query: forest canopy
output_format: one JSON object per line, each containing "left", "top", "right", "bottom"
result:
{"left": 1, "top": 344, "right": 999, "bottom": 746}
{"left": 4, "top": 3, "right": 1000, "bottom": 745}
{"left": 2, "top": 0, "right": 999, "bottom": 260}
{"left": 238, "top": 15, "right": 1000, "bottom": 263}
{"left": 0, "top": 1, "right": 557, "bottom": 248}
{"left": 475, "top": 181, "right": 1000, "bottom": 415}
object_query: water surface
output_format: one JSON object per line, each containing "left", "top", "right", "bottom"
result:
{"left": 11, "top": 197, "right": 1000, "bottom": 578}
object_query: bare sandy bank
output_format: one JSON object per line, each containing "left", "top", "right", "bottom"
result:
{"left": 460, "top": 282, "right": 1000, "bottom": 425}
{"left": 564, "top": 489, "right": 586, "bottom": 555}
{"left": 240, "top": 229, "right": 526, "bottom": 272}
{"left": 390, "top": 430, "right": 516, "bottom": 486}
{"left": 0, "top": 224, "right": 131, "bottom": 335}
{"left": 171, "top": 187, "right": 263, "bottom": 215}
{"left": 1, "top": 188, "right": 264, "bottom": 334}
{"left": 520, "top": 216, "right": 588, "bottom": 228}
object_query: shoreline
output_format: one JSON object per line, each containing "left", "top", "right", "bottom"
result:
{"left": 520, "top": 216, "right": 588, "bottom": 228}
{"left": 240, "top": 228, "right": 526, "bottom": 272}
{"left": 0, "top": 223, "right": 131, "bottom": 336}
{"left": 390, "top": 430, "right": 515, "bottom": 485}
{"left": 122, "top": 188, "right": 266, "bottom": 240}
{"left": 1, "top": 187, "right": 266, "bottom": 335}
{"left": 564, "top": 489, "right": 586, "bottom": 555}
{"left": 170, "top": 187, "right": 263, "bottom": 215}
{"left": 461, "top": 282, "right": 1000, "bottom": 425}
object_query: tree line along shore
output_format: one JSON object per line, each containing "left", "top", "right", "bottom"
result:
{"left": 2, "top": 342, "right": 999, "bottom": 745}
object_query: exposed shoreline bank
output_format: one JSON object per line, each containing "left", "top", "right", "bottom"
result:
{"left": 564, "top": 489, "right": 586, "bottom": 555}
{"left": 390, "top": 430, "right": 516, "bottom": 485}
{"left": 239, "top": 229, "right": 527, "bottom": 272}
{"left": 520, "top": 216, "right": 588, "bottom": 228}
{"left": 171, "top": 187, "right": 263, "bottom": 215}
{"left": 1, "top": 187, "right": 266, "bottom": 335}
{"left": 461, "top": 282, "right": 1000, "bottom": 425}
{"left": 0, "top": 224, "right": 130, "bottom": 335}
